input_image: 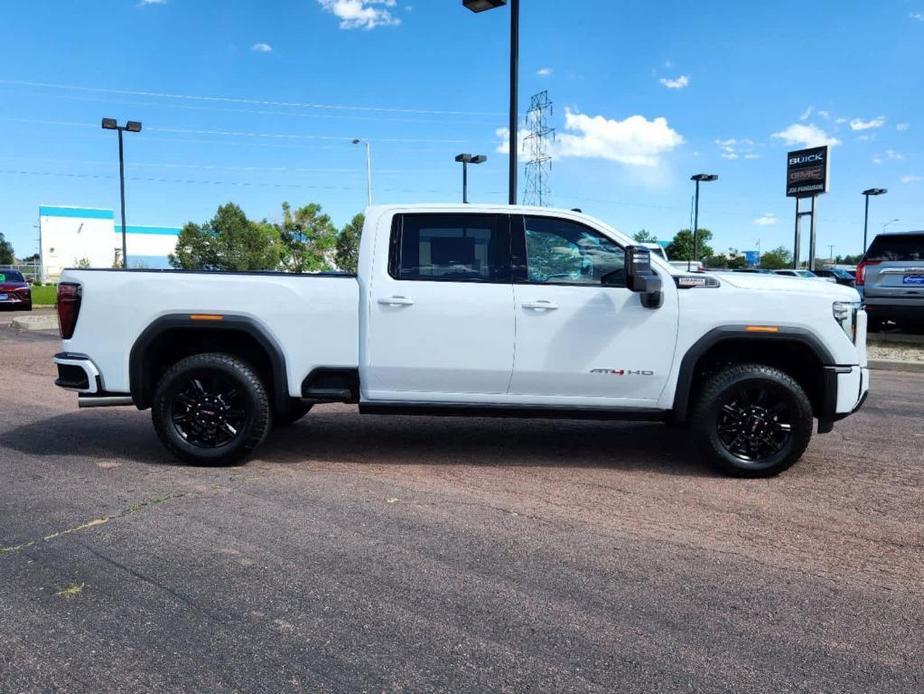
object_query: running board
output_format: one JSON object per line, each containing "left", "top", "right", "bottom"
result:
{"left": 78, "top": 395, "right": 134, "bottom": 408}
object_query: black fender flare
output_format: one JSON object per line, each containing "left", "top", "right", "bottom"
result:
{"left": 671, "top": 325, "right": 835, "bottom": 422}
{"left": 129, "top": 314, "right": 289, "bottom": 411}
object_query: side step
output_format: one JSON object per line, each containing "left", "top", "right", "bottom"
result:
{"left": 300, "top": 368, "right": 359, "bottom": 404}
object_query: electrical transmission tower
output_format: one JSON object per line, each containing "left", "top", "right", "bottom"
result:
{"left": 523, "top": 90, "right": 555, "bottom": 206}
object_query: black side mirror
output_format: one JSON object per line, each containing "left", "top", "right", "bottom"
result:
{"left": 625, "top": 246, "right": 663, "bottom": 309}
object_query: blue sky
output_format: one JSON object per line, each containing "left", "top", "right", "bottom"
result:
{"left": 1, "top": 0, "right": 922, "bottom": 260}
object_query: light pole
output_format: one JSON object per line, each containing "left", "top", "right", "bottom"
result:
{"left": 689, "top": 173, "right": 718, "bottom": 271}
{"left": 882, "top": 218, "right": 900, "bottom": 233}
{"left": 861, "top": 188, "right": 887, "bottom": 253}
{"left": 352, "top": 138, "right": 373, "bottom": 207}
{"left": 463, "top": 0, "right": 518, "bottom": 205}
{"left": 454, "top": 154, "right": 487, "bottom": 204}
{"left": 101, "top": 118, "right": 142, "bottom": 269}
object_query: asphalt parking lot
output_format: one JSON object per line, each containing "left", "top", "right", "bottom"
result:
{"left": 1, "top": 325, "right": 922, "bottom": 693}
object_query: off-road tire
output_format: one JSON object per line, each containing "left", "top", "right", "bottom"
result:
{"left": 690, "top": 363, "right": 813, "bottom": 478}
{"left": 152, "top": 352, "right": 272, "bottom": 466}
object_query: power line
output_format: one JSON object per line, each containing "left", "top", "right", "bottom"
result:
{"left": 3, "top": 89, "right": 488, "bottom": 127}
{"left": 0, "top": 116, "right": 479, "bottom": 145}
{"left": 0, "top": 79, "right": 505, "bottom": 117}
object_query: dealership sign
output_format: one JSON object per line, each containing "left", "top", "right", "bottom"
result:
{"left": 786, "top": 146, "right": 829, "bottom": 198}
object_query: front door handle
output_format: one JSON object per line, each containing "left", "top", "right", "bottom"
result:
{"left": 522, "top": 300, "right": 559, "bottom": 311}
{"left": 378, "top": 296, "right": 415, "bottom": 306}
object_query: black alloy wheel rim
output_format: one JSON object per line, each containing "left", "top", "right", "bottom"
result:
{"left": 170, "top": 374, "right": 249, "bottom": 449}
{"left": 716, "top": 385, "right": 793, "bottom": 463}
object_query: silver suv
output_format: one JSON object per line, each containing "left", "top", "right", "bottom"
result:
{"left": 858, "top": 231, "right": 924, "bottom": 330}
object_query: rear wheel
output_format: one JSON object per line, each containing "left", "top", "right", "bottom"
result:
{"left": 152, "top": 353, "right": 272, "bottom": 465}
{"left": 690, "top": 364, "right": 813, "bottom": 477}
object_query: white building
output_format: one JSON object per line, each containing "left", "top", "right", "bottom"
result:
{"left": 39, "top": 206, "right": 181, "bottom": 281}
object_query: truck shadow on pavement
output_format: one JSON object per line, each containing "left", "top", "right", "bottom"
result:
{"left": 1, "top": 407, "right": 714, "bottom": 477}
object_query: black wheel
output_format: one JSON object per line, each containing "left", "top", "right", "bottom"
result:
{"left": 152, "top": 353, "right": 272, "bottom": 465}
{"left": 273, "top": 401, "right": 313, "bottom": 428}
{"left": 690, "top": 364, "right": 813, "bottom": 478}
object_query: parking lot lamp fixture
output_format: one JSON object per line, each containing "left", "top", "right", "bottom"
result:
{"left": 454, "top": 154, "right": 487, "bottom": 203}
{"left": 102, "top": 118, "right": 142, "bottom": 269}
{"left": 861, "top": 188, "right": 887, "bottom": 252}
{"left": 689, "top": 174, "right": 718, "bottom": 271}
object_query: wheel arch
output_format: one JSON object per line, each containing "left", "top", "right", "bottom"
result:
{"left": 129, "top": 314, "right": 289, "bottom": 411}
{"left": 672, "top": 326, "right": 835, "bottom": 423}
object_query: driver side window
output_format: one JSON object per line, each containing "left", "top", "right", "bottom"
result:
{"left": 523, "top": 216, "right": 625, "bottom": 286}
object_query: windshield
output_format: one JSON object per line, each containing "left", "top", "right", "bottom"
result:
{"left": 0, "top": 270, "right": 24, "bottom": 283}
{"left": 865, "top": 233, "right": 924, "bottom": 262}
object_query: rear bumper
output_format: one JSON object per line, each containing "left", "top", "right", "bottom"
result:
{"left": 864, "top": 297, "right": 924, "bottom": 321}
{"left": 54, "top": 353, "right": 101, "bottom": 393}
{"left": 818, "top": 365, "right": 869, "bottom": 433}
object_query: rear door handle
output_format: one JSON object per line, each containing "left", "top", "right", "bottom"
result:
{"left": 522, "top": 300, "right": 559, "bottom": 311}
{"left": 378, "top": 296, "right": 415, "bottom": 306}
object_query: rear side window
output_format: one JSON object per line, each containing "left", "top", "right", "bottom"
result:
{"left": 865, "top": 233, "right": 924, "bottom": 261}
{"left": 390, "top": 213, "right": 506, "bottom": 282}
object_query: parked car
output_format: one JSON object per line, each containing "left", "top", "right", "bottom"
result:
{"left": 0, "top": 269, "right": 32, "bottom": 310}
{"left": 640, "top": 242, "right": 668, "bottom": 262}
{"left": 773, "top": 269, "right": 836, "bottom": 283}
{"left": 52, "top": 204, "right": 868, "bottom": 477}
{"left": 857, "top": 231, "right": 924, "bottom": 330}
{"left": 813, "top": 268, "right": 856, "bottom": 287}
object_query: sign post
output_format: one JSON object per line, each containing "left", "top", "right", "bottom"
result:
{"left": 786, "top": 146, "right": 829, "bottom": 270}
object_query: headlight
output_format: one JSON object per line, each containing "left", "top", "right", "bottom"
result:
{"left": 833, "top": 301, "right": 861, "bottom": 343}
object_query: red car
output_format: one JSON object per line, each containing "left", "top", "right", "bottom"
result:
{"left": 0, "top": 269, "right": 32, "bottom": 311}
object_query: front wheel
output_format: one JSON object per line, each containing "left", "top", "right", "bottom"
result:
{"left": 152, "top": 353, "right": 272, "bottom": 466}
{"left": 690, "top": 364, "right": 814, "bottom": 478}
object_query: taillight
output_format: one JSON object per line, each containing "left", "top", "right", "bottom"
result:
{"left": 57, "top": 283, "right": 82, "bottom": 339}
{"left": 856, "top": 260, "right": 879, "bottom": 286}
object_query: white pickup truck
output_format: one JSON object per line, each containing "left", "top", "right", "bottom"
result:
{"left": 53, "top": 205, "right": 869, "bottom": 477}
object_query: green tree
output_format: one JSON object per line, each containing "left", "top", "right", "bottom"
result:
{"left": 0, "top": 233, "right": 14, "bottom": 265}
{"left": 336, "top": 213, "right": 365, "bottom": 273}
{"left": 278, "top": 202, "right": 338, "bottom": 273}
{"left": 727, "top": 255, "right": 747, "bottom": 269}
{"left": 759, "top": 246, "right": 792, "bottom": 269}
{"left": 170, "top": 203, "right": 282, "bottom": 271}
{"left": 666, "top": 228, "right": 713, "bottom": 263}
{"left": 632, "top": 229, "right": 656, "bottom": 243}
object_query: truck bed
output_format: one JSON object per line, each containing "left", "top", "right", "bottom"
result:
{"left": 59, "top": 269, "right": 360, "bottom": 398}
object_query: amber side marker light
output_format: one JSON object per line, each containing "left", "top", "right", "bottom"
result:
{"left": 745, "top": 326, "right": 780, "bottom": 333}
{"left": 189, "top": 314, "right": 224, "bottom": 321}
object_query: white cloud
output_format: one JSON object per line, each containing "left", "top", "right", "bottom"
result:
{"left": 716, "top": 137, "right": 758, "bottom": 160}
{"left": 799, "top": 106, "right": 814, "bottom": 121}
{"left": 317, "top": 0, "right": 401, "bottom": 30}
{"left": 849, "top": 116, "right": 886, "bottom": 131}
{"left": 659, "top": 75, "right": 689, "bottom": 89}
{"left": 911, "top": 12, "right": 924, "bottom": 21}
{"left": 251, "top": 42, "right": 273, "bottom": 52}
{"left": 137, "top": 0, "right": 166, "bottom": 5}
{"left": 498, "top": 110, "right": 685, "bottom": 166}
{"left": 536, "top": 67, "right": 553, "bottom": 77}
{"left": 753, "top": 213, "right": 778, "bottom": 226}
{"left": 556, "top": 109, "right": 684, "bottom": 166}
{"left": 771, "top": 123, "right": 841, "bottom": 148}
{"left": 896, "top": 122, "right": 910, "bottom": 131}
{"left": 901, "top": 175, "right": 923, "bottom": 183}
{"left": 835, "top": 117, "right": 848, "bottom": 125}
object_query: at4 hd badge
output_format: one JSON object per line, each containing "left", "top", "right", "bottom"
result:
{"left": 590, "top": 369, "right": 655, "bottom": 376}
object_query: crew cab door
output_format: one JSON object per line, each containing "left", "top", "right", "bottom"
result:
{"left": 363, "top": 212, "right": 514, "bottom": 402}
{"left": 508, "top": 215, "right": 678, "bottom": 408}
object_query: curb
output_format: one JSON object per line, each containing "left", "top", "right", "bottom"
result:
{"left": 9, "top": 314, "right": 58, "bottom": 331}
{"left": 868, "top": 359, "right": 924, "bottom": 373}
{"left": 868, "top": 333, "right": 924, "bottom": 347}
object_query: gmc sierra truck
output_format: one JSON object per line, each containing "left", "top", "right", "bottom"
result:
{"left": 53, "top": 205, "right": 869, "bottom": 477}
